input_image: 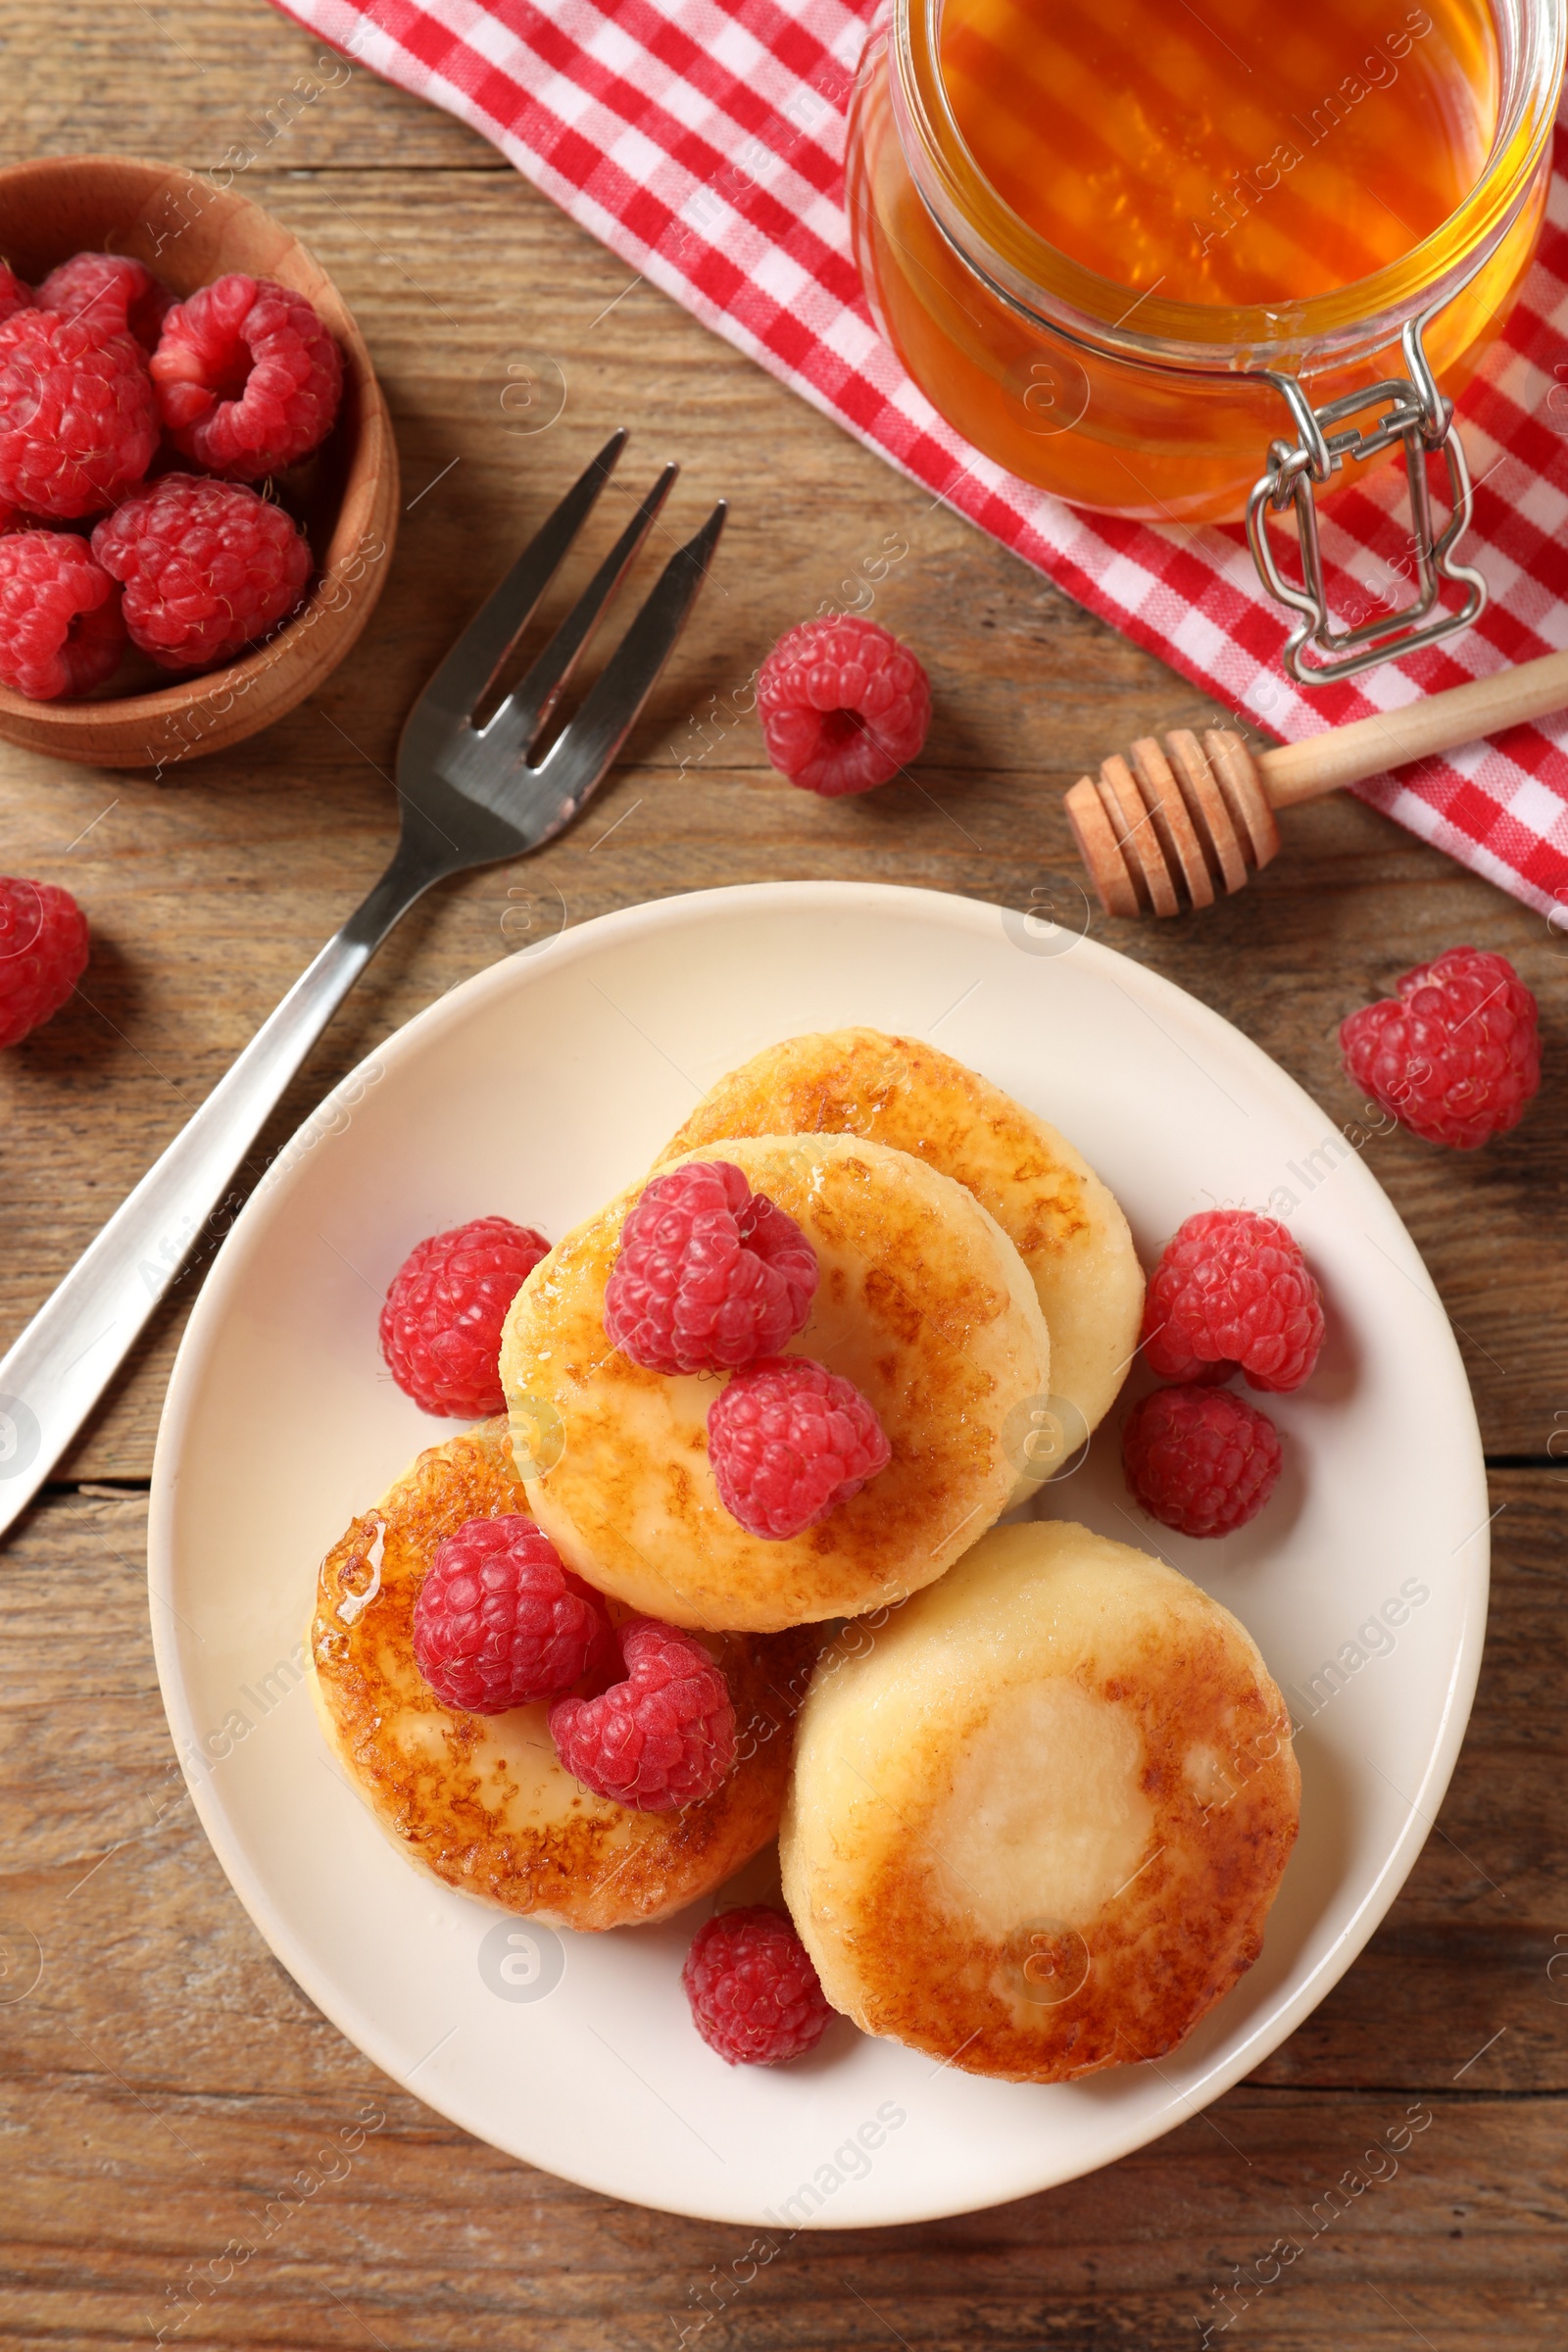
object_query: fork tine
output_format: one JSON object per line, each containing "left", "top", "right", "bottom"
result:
{"left": 530, "top": 500, "right": 726, "bottom": 817}
{"left": 479, "top": 461, "right": 679, "bottom": 761}
{"left": 408, "top": 428, "right": 626, "bottom": 727}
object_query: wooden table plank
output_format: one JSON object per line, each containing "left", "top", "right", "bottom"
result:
{"left": 10, "top": 0, "right": 495, "bottom": 172}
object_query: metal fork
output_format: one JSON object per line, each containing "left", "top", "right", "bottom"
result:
{"left": 0, "top": 430, "right": 724, "bottom": 1543}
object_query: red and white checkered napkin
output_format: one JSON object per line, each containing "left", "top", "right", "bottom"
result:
{"left": 278, "top": 0, "right": 1568, "bottom": 916}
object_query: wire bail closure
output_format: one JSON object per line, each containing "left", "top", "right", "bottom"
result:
{"left": 1246, "top": 315, "right": 1488, "bottom": 685}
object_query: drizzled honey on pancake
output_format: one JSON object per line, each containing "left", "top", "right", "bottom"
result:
{"left": 310, "top": 1419, "right": 821, "bottom": 1930}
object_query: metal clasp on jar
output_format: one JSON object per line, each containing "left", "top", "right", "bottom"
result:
{"left": 1246, "top": 313, "right": 1487, "bottom": 685}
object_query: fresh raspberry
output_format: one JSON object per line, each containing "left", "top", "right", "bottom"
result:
{"left": 1142, "top": 1208, "right": 1325, "bottom": 1395}
{"left": 549, "top": 1618, "right": 736, "bottom": 1813}
{"left": 0, "top": 265, "right": 32, "bottom": 326}
{"left": 707, "top": 1354, "right": 891, "bottom": 1540}
{"left": 0, "top": 876, "right": 89, "bottom": 1049}
{"left": 0, "top": 530, "right": 124, "bottom": 700}
{"left": 149, "top": 273, "right": 343, "bottom": 479}
{"left": 682, "top": 1906, "right": 834, "bottom": 2066}
{"left": 757, "top": 615, "right": 931, "bottom": 797}
{"left": 379, "top": 1215, "right": 551, "bottom": 1417}
{"left": 1341, "top": 946, "right": 1541, "bottom": 1151}
{"left": 0, "top": 309, "right": 158, "bottom": 519}
{"left": 604, "top": 1159, "right": 817, "bottom": 1376}
{"left": 413, "top": 1513, "right": 611, "bottom": 1714}
{"left": 1123, "top": 1384, "right": 1282, "bottom": 1540}
{"left": 91, "top": 473, "right": 312, "bottom": 670}
{"left": 36, "top": 253, "right": 173, "bottom": 352}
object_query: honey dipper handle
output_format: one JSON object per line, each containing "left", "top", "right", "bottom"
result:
{"left": 1256, "top": 647, "right": 1568, "bottom": 808}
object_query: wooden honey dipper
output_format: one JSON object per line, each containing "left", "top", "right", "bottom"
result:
{"left": 1064, "top": 646, "right": 1568, "bottom": 917}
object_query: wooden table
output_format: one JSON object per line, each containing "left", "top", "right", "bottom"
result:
{"left": 2, "top": 6, "right": 1563, "bottom": 2344}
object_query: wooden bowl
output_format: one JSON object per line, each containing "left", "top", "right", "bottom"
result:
{"left": 0, "top": 155, "right": 400, "bottom": 771}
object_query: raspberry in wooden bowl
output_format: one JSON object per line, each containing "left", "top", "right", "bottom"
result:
{"left": 0, "top": 154, "right": 399, "bottom": 770}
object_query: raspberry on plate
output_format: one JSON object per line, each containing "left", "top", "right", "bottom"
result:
{"left": 0, "top": 265, "right": 32, "bottom": 326}
{"left": 0, "top": 875, "right": 89, "bottom": 1049}
{"left": 0, "top": 530, "right": 124, "bottom": 701}
{"left": 549, "top": 1618, "right": 736, "bottom": 1812}
{"left": 0, "top": 308, "right": 158, "bottom": 519}
{"left": 682, "top": 1905, "right": 834, "bottom": 2066}
{"left": 413, "top": 1513, "right": 611, "bottom": 1714}
{"left": 379, "top": 1214, "right": 551, "bottom": 1417}
{"left": 603, "top": 1158, "right": 817, "bottom": 1375}
{"left": 1341, "top": 945, "right": 1541, "bottom": 1151}
{"left": 150, "top": 272, "right": 343, "bottom": 479}
{"left": 1123, "top": 1384, "right": 1282, "bottom": 1540}
{"left": 91, "top": 473, "right": 312, "bottom": 670}
{"left": 707, "top": 1353, "right": 891, "bottom": 1540}
{"left": 1142, "top": 1207, "right": 1324, "bottom": 1395}
{"left": 36, "top": 252, "right": 173, "bottom": 351}
{"left": 757, "top": 614, "right": 931, "bottom": 797}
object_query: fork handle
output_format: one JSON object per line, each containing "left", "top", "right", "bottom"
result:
{"left": 0, "top": 846, "right": 431, "bottom": 1545}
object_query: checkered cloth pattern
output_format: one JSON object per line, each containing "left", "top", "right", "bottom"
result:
{"left": 276, "top": 0, "right": 1568, "bottom": 916}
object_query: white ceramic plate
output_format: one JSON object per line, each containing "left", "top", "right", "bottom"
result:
{"left": 149, "top": 882, "right": 1488, "bottom": 2227}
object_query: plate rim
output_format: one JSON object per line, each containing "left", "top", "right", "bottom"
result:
{"left": 147, "top": 879, "right": 1491, "bottom": 2225}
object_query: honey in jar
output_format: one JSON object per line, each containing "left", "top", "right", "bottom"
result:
{"left": 941, "top": 0, "right": 1495, "bottom": 306}
{"left": 847, "top": 0, "right": 1563, "bottom": 524}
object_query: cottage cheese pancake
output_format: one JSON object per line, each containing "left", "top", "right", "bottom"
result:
{"left": 780, "top": 1518, "right": 1299, "bottom": 2081}
{"left": 309, "top": 1420, "right": 819, "bottom": 1930}
{"left": 500, "top": 1133, "right": 1051, "bottom": 1632}
{"left": 658, "top": 1028, "right": 1143, "bottom": 1455}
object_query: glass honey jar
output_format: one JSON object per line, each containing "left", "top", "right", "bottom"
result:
{"left": 847, "top": 0, "right": 1566, "bottom": 677}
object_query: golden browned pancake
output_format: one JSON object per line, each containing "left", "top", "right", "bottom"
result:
{"left": 310, "top": 1420, "right": 820, "bottom": 1930}
{"left": 780, "top": 1519, "right": 1299, "bottom": 2082}
{"left": 499, "top": 1133, "right": 1052, "bottom": 1633}
{"left": 658, "top": 1028, "right": 1144, "bottom": 1454}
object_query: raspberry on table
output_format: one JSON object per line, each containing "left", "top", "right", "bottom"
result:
{"left": 1123, "top": 1384, "right": 1283, "bottom": 1540}
{"left": 0, "top": 308, "right": 158, "bottom": 519}
{"left": 707, "top": 1353, "right": 891, "bottom": 1540}
{"left": 0, "top": 265, "right": 32, "bottom": 326}
{"left": 1141, "top": 1208, "right": 1325, "bottom": 1394}
{"left": 150, "top": 272, "right": 343, "bottom": 479}
{"left": 413, "top": 1513, "right": 611, "bottom": 1714}
{"left": 682, "top": 1906, "right": 834, "bottom": 2066}
{"left": 0, "top": 530, "right": 124, "bottom": 700}
{"left": 603, "top": 1159, "right": 817, "bottom": 1376}
{"left": 757, "top": 614, "right": 931, "bottom": 797}
{"left": 1341, "top": 945, "right": 1541, "bottom": 1151}
{"left": 549, "top": 1618, "right": 736, "bottom": 1813}
{"left": 91, "top": 473, "right": 313, "bottom": 670}
{"left": 379, "top": 1214, "right": 552, "bottom": 1417}
{"left": 36, "top": 252, "right": 173, "bottom": 351}
{"left": 0, "top": 875, "right": 89, "bottom": 1049}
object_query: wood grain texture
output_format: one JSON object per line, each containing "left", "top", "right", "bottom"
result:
{"left": 0, "top": 5, "right": 1564, "bottom": 2344}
